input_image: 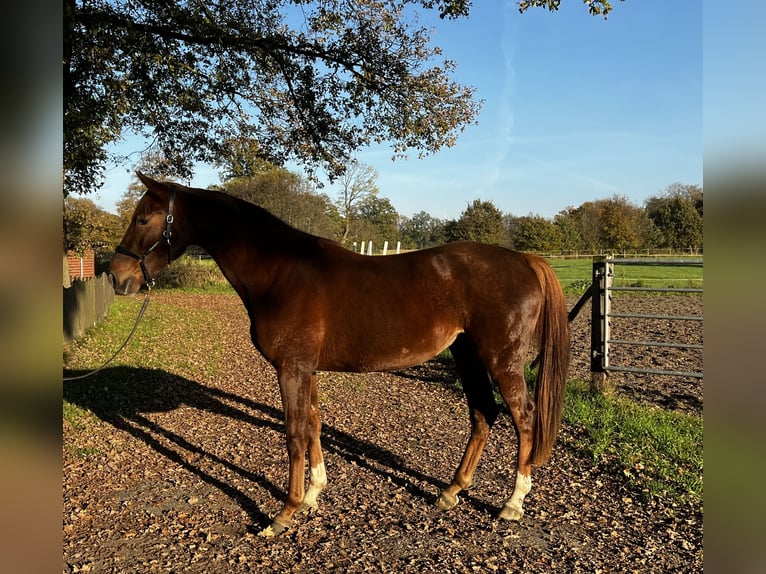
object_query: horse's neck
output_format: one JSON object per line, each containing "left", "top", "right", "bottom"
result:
{"left": 185, "top": 192, "right": 303, "bottom": 300}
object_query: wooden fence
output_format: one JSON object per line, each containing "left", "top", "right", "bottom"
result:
{"left": 63, "top": 273, "right": 114, "bottom": 344}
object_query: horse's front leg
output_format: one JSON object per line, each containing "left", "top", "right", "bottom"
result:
{"left": 259, "top": 363, "right": 315, "bottom": 537}
{"left": 301, "top": 374, "right": 327, "bottom": 512}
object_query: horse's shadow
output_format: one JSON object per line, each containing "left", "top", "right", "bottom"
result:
{"left": 63, "top": 366, "right": 481, "bottom": 531}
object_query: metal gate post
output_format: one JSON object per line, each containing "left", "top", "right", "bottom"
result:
{"left": 590, "top": 256, "right": 613, "bottom": 394}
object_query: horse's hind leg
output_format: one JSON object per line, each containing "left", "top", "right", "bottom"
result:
{"left": 437, "top": 335, "right": 499, "bottom": 511}
{"left": 302, "top": 374, "right": 327, "bottom": 512}
{"left": 494, "top": 369, "right": 535, "bottom": 521}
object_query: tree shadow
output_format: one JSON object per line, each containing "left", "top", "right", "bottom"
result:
{"left": 63, "top": 366, "right": 460, "bottom": 531}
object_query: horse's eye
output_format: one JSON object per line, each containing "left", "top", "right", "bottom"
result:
{"left": 137, "top": 217, "right": 149, "bottom": 226}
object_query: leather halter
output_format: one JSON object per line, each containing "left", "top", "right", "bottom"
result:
{"left": 114, "top": 189, "right": 176, "bottom": 287}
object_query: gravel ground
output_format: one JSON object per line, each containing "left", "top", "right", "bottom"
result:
{"left": 63, "top": 292, "right": 702, "bottom": 573}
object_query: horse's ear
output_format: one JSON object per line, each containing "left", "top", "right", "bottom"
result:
{"left": 136, "top": 171, "right": 171, "bottom": 196}
{"left": 136, "top": 171, "right": 158, "bottom": 189}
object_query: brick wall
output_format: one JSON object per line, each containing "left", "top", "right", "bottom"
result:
{"left": 67, "top": 249, "right": 95, "bottom": 279}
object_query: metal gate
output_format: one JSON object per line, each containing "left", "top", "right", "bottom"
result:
{"left": 589, "top": 256, "right": 703, "bottom": 385}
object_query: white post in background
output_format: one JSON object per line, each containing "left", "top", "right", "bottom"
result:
{"left": 353, "top": 241, "right": 357, "bottom": 253}
{"left": 383, "top": 241, "right": 388, "bottom": 255}
{"left": 396, "top": 241, "right": 401, "bottom": 254}
{"left": 367, "top": 241, "right": 373, "bottom": 256}
{"left": 360, "top": 241, "right": 366, "bottom": 255}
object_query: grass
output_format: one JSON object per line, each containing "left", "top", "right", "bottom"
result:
{"left": 63, "top": 294, "right": 227, "bottom": 433}
{"left": 548, "top": 257, "right": 703, "bottom": 294}
{"left": 561, "top": 378, "right": 702, "bottom": 509}
{"left": 64, "top": 295, "right": 225, "bottom": 374}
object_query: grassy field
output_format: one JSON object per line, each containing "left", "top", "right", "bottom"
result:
{"left": 548, "top": 256, "right": 703, "bottom": 293}
{"left": 64, "top": 289, "right": 703, "bottom": 512}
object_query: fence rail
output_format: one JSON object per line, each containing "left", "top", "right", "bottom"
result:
{"left": 63, "top": 273, "right": 115, "bottom": 344}
{"left": 586, "top": 256, "right": 703, "bottom": 390}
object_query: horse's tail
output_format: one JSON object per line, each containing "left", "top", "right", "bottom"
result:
{"left": 526, "top": 254, "right": 570, "bottom": 466}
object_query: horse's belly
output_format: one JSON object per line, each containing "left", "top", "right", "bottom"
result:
{"left": 319, "top": 324, "right": 462, "bottom": 373}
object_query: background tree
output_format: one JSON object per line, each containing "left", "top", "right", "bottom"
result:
{"left": 645, "top": 183, "right": 703, "bottom": 252}
{"left": 510, "top": 214, "right": 563, "bottom": 252}
{"left": 223, "top": 166, "right": 342, "bottom": 240}
{"left": 399, "top": 211, "right": 446, "bottom": 249}
{"left": 64, "top": 197, "right": 122, "bottom": 255}
{"left": 596, "top": 195, "right": 651, "bottom": 253}
{"left": 335, "top": 162, "right": 380, "bottom": 244}
{"left": 447, "top": 199, "right": 509, "bottom": 246}
{"left": 115, "top": 180, "right": 147, "bottom": 230}
{"left": 565, "top": 202, "right": 601, "bottom": 253}
{"left": 552, "top": 210, "right": 585, "bottom": 253}
{"left": 216, "top": 137, "right": 275, "bottom": 182}
{"left": 352, "top": 196, "right": 400, "bottom": 248}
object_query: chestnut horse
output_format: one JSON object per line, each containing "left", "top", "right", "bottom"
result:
{"left": 108, "top": 173, "right": 570, "bottom": 537}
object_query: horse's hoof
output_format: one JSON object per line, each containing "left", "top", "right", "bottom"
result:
{"left": 498, "top": 503, "right": 524, "bottom": 521}
{"left": 436, "top": 492, "right": 459, "bottom": 511}
{"left": 258, "top": 520, "right": 290, "bottom": 538}
{"left": 299, "top": 501, "right": 318, "bottom": 514}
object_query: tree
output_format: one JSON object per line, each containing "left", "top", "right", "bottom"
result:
{"left": 447, "top": 199, "right": 509, "bottom": 246}
{"left": 511, "top": 214, "right": 563, "bottom": 253}
{"left": 645, "top": 183, "right": 703, "bottom": 252}
{"left": 552, "top": 209, "right": 585, "bottom": 253}
{"left": 115, "top": 180, "right": 147, "bottom": 230}
{"left": 64, "top": 197, "right": 122, "bottom": 255}
{"left": 335, "top": 162, "right": 380, "bottom": 244}
{"left": 517, "top": 0, "right": 621, "bottom": 18}
{"left": 223, "top": 166, "right": 342, "bottom": 240}
{"left": 216, "top": 137, "right": 275, "bottom": 182}
{"left": 596, "top": 195, "right": 651, "bottom": 253}
{"left": 399, "top": 211, "right": 446, "bottom": 249}
{"left": 353, "top": 195, "right": 400, "bottom": 247}
{"left": 64, "top": 0, "right": 483, "bottom": 196}
{"left": 566, "top": 202, "right": 601, "bottom": 253}
{"left": 64, "top": 0, "right": 623, "bottom": 197}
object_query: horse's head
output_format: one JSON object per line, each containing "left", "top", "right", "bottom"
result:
{"left": 108, "top": 173, "right": 185, "bottom": 295}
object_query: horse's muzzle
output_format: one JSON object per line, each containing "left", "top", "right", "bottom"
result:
{"left": 108, "top": 271, "right": 138, "bottom": 296}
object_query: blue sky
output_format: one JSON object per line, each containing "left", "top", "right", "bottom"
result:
{"left": 95, "top": 0, "right": 702, "bottom": 220}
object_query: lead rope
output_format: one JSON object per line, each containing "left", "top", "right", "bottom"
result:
{"left": 64, "top": 188, "right": 175, "bottom": 382}
{"left": 63, "top": 288, "right": 152, "bottom": 381}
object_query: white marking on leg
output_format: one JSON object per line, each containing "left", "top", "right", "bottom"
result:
{"left": 303, "top": 462, "right": 327, "bottom": 509}
{"left": 499, "top": 472, "right": 531, "bottom": 521}
{"left": 511, "top": 471, "right": 531, "bottom": 500}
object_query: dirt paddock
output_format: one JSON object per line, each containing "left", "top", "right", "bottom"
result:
{"left": 64, "top": 292, "right": 702, "bottom": 573}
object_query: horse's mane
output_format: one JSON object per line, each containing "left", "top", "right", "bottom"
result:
{"left": 183, "top": 184, "right": 345, "bottom": 255}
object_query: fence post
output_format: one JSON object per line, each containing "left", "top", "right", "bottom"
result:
{"left": 383, "top": 241, "right": 388, "bottom": 255}
{"left": 590, "top": 256, "right": 614, "bottom": 395}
